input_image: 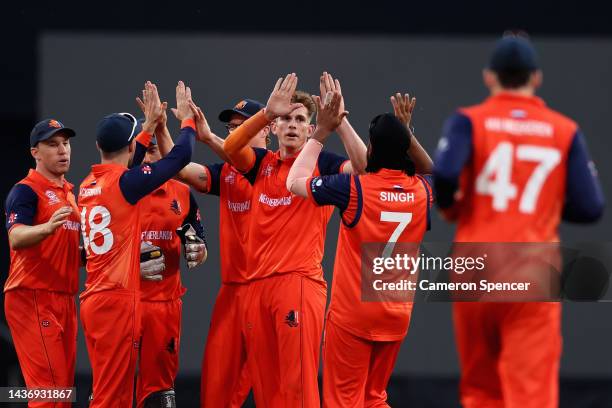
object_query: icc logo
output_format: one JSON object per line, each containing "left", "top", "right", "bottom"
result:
{"left": 45, "top": 190, "right": 60, "bottom": 205}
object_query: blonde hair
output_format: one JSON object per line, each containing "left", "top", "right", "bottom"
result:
{"left": 291, "top": 90, "right": 316, "bottom": 121}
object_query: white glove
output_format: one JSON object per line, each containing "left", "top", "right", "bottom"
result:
{"left": 176, "top": 224, "right": 207, "bottom": 269}
{"left": 140, "top": 241, "right": 165, "bottom": 281}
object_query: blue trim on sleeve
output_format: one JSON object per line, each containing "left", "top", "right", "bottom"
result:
{"left": 416, "top": 175, "right": 432, "bottom": 231}
{"left": 206, "top": 163, "right": 224, "bottom": 197}
{"left": 309, "top": 174, "right": 351, "bottom": 210}
{"left": 130, "top": 140, "right": 147, "bottom": 169}
{"left": 562, "top": 129, "right": 605, "bottom": 223}
{"left": 433, "top": 112, "right": 473, "bottom": 209}
{"left": 120, "top": 126, "right": 195, "bottom": 205}
{"left": 5, "top": 183, "right": 38, "bottom": 229}
{"left": 318, "top": 150, "right": 348, "bottom": 176}
{"left": 342, "top": 175, "right": 363, "bottom": 229}
{"left": 243, "top": 147, "right": 268, "bottom": 185}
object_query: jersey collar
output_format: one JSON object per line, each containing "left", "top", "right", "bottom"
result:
{"left": 91, "top": 162, "right": 128, "bottom": 175}
{"left": 489, "top": 92, "right": 546, "bottom": 107}
{"left": 27, "top": 168, "right": 73, "bottom": 191}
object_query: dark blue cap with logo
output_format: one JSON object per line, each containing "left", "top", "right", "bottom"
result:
{"left": 30, "top": 119, "right": 76, "bottom": 147}
{"left": 96, "top": 113, "right": 142, "bottom": 153}
{"left": 218, "top": 99, "right": 265, "bottom": 122}
{"left": 489, "top": 36, "right": 539, "bottom": 72}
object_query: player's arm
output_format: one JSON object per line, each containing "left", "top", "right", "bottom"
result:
{"left": 224, "top": 73, "right": 303, "bottom": 173}
{"left": 6, "top": 184, "right": 71, "bottom": 249}
{"left": 177, "top": 191, "right": 208, "bottom": 268}
{"left": 562, "top": 129, "right": 605, "bottom": 223}
{"left": 432, "top": 111, "right": 473, "bottom": 221}
{"left": 317, "top": 73, "right": 367, "bottom": 175}
{"left": 287, "top": 90, "right": 348, "bottom": 195}
{"left": 120, "top": 81, "right": 196, "bottom": 205}
{"left": 391, "top": 93, "right": 434, "bottom": 174}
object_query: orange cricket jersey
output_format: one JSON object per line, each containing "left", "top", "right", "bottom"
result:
{"left": 4, "top": 169, "right": 81, "bottom": 294}
{"left": 139, "top": 179, "right": 191, "bottom": 301}
{"left": 323, "top": 170, "right": 431, "bottom": 341}
{"left": 204, "top": 163, "right": 254, "bottom": 284}
{"left": 78, "top": 164, "right": 142, "bottom": 299}
{"left": 245, "top": 151, "right": 338, "bottom": 282}
{"left": 456, "top": 93, "right": 576, "bottom": 242}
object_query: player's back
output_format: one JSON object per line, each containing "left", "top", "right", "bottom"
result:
{"left": 79, "top": 163, "right": 142, "bottom": 298}
{"left": 328, "top": 169, "right": 431, "bottom": 341}
{"left": 456, "top": 93, "right": 577, "bottom": 242}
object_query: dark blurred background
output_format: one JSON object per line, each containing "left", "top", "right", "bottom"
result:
{"left": 2, "top": 2, "right": 612, "bottom": 407}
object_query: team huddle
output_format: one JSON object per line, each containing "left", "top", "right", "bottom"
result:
{"left": 4, "top": 34, "right": 605, "bottom": 408}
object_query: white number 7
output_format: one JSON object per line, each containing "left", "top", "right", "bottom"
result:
{"left": 380, "top": 211, "right": 412, "bottom": 258}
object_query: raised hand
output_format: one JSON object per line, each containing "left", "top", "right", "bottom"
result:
{"left": 320, "top": 72, "right": 345, "bottom": 114}
{"left": 189, "top": 101, "right": 214, "bottom": 143}
{"left": 264, "top": 73, "right": 304, "bottom": 121}
{"left": 390, "top": 93, "right": 416, "bottom": 128}
{"left": 45, "top": 206, "right": 72, "bottom": 235}
{"left": 171, "top": 81, "right": 195, "bottom": 121}
{"left": 313, "top": 91, "right": 348, "bottom": 134}
{"left": 138, "top": 81, "right": 165, "bottom": 133}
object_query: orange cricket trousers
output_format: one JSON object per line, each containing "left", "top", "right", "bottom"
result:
{"left": 5, "top": 289, "right": 76, "bottom": 408}
{"left": 136, "top": 298, "right": 182, "bottom": 408}
{"left": 243, "top": 273, "right": 327, "bottom": 408}
{"left": 80, "top": 290, "right": 141, "bottom": 408}
{"left": 201, "top": 283, "right": 251, "bottom": 407}
{"left": 454, "top": 302, "right": 562, "bottom": 408}
{"left": 322, "top": 318, "right": 402, "bottom": 408}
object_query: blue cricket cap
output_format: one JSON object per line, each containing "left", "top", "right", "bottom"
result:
{"left": 489, "top": 36, "right": 539, "bottom": 72}
{"left": 218, "top": 99, "right": 265, "bottom": 122}
{"left": 96, "top": 113, "right": 142, "bottom": 153}
{"left": 30, "top": 119, "right": 76, "bottom": 147}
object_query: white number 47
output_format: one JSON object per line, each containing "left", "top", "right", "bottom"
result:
{"left": 476, "top": 142, "right": 561, "bottom": 214}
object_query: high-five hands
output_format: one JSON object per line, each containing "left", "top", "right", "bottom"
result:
{"left": 264, "top": 73, "right": 304, "bottom": 121}
{"left": 390, "top": 93, "right": 416, "bottom": 128}
{"left": 320, "top": 72, "right": 346, "bottom": 115}
{"left": 311, "top": 91, "right": 348, "bottom": 143}
{"left": 138, "top": 81, "right": 166, "bottom": 134}
{"left": 171, "top": 81, "right": 197, "bottom": 121}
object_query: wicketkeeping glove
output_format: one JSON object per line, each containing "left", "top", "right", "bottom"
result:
{"left": 176, "top": 224, "right": 207, "bottom": 268}
{"left": 140, "top": 241, "right": 165, "bottom": 281}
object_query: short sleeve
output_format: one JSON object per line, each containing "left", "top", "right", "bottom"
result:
{"left": 317, "top": 150, "right": 348, "bottom": 176}
{"left": 243, "top": 147, "right": 269, "bottom": 185}
{"left": 205, "top": 163, "right": 224, "bottom": 196}
{"left": 5, "top": 184, "right": 38, "bottom": 230}
{"left": 307, "top": 173, "right": 352, "bottom": 210}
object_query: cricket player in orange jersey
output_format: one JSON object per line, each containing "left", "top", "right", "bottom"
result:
{"left": 133, "top": 134, "right": 207, "bottom": 407}
{"left": 433, "top": 35, "right": 605, "bottom": 408}
{"left": 78, "top": 81, "right": 197, "bottom": 408}
{"left": 288, "top": 90, "right": 433, "bottom": 406}
{"left": 154, "top": 98, "right": 269, "bottom": 407}
{"left": 4, "top": 119, "right": 79, "bottom": 408}
{"left": 222, "top": 73, "right": 368, "bottom": 407}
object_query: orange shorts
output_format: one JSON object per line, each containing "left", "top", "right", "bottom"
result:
{"left": 136, "top": 298, "right": 182, "bottom": 408}
{"left": 80, "top": 291, "right": 140, "bottom": 408}
{"left": 243, "top": 273, "right": 327, "bottom": 408}
{"left": 453, "top": 302, "right": 562, "bottom": 408}
{"left": 5, "top": 289, "right": 76, "bottom": 408}
{"left": 322, "top": 318, "right": 401, "bottom": 407}
{"left": 201, "top": 283, "right": 250, "bottom": 407}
